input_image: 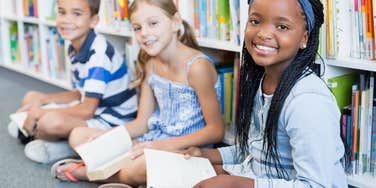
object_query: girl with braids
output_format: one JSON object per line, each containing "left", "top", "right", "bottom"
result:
{"left": 52, "top": 0, "right": 224, "bottom": 186}
{"left": 183, "top": 0, "right": 347, "bottom": 187}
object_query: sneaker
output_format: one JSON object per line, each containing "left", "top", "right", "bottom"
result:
{"left": 24, "top": 139, "right": 77, "bottom": 164}
{"left": 8, "top": 121, "right": 19, "bottom": 138}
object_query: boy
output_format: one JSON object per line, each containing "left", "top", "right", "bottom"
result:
{"left": 10, "top": 0, "right": 138, "bottom": 164}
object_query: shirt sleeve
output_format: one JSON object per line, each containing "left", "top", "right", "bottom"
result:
{"left": 218, "top": 145, "right": 240, "bottom": 164}
{"left": 254, "top": 92, "right": 347, "bottom": 188}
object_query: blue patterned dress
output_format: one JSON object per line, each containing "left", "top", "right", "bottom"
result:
{"left": 137, "top": 54, "right": 221, "bottom": 142}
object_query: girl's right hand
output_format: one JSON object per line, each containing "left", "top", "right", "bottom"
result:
{"left": 181, "top": 147, "right": 203, "bottom": 159}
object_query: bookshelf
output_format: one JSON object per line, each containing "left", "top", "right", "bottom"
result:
{"left": 323, "top": 0, "right": 376, "bottom": 187}
{"left": 3, "top": 0, "right": 369, "bottom": 187}
{"left": 0, "top": 0, "right": 245, "bottom": 145}
{"left": 0, "top": 0, "right": 135, "bottom": 90}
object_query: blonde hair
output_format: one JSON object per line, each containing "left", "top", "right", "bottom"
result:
{"left": 128, "top": 0, "right": 199, "bottom": 88}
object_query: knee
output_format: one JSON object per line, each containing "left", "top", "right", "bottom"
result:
{"left": 68, "top": 127, "right": 90, "bottom": 148}
{"left": 23, "top": 91, "right": 43, "bottom": 103}
{"left": 117, "top": 160, "right": 147, "bottom": 185}
{"left": 36, "top": 112, "right": 66, "bottom": 137}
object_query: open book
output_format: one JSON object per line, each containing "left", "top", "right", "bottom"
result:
{"left": 144, "top": 149, "right": 217, "bottom": 188}
{"left": 75, "top": 126, "right": 133, "bottom": 181}
{"left": 9, "top": 100, "right": 80, "bottom": 137}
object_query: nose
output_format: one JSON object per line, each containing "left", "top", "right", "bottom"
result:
{"left": 257, "top": 26, "right": 273, "bottom": 41}
{"left": 140, "top": 26, "right": 150, "bottom": 37}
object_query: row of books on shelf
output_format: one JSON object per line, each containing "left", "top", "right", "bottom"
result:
{"left": 101, "top": 0, "right": 130, "bottom": 30}
{"left": 215, "top": 54, "right": 240, "bottom": 133}
{"left": 328, "top": 73, "right": 376, "bottom": 176}
{"left": 325, "top": 0, "right": 376, "bottom": 61}
{"left": 174, "top": 0, "right": 240, "bottom": 45}
{"left": 23, "top": 0, "right": 38, "bottom": 18}
{"left": 7, "top": 22, "right": 67, "bottom": 79}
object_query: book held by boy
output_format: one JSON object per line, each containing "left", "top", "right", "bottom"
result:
{"left": 9, "top": 100, "right": 80, "bottom": 137}
{"left": 144, "top": 149, "right": 217, "bottom": 188}
{"left": 75, "top": 125, "right": 133, "bottom": 181}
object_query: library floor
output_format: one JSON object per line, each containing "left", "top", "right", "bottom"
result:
{"left": 0, "top": 67, "right": 98, "bottom": 188}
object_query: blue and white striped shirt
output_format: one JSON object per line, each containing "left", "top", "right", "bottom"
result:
{"left": 69, "top": 30, "right": 137, "bottom": 127}
{"left": 219, "top": 73, "right": 347, "bottom": 188}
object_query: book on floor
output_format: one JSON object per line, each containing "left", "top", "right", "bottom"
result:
{"left": 144, "top": 149, "right": 217, "bottom": 188}
{"left": 74, "top": 125, "right": 133, "bottom": 181}
{"left": 9, "top": 100, "right": 80, "bottom": 137}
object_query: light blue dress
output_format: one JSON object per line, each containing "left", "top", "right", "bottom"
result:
{"left": 137, "top": 54, "right": 221, "bottom": 142}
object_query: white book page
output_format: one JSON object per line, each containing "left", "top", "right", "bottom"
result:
{"left": 75, "top": 126, "right": 132, "bottom": 171}
{"left": 144, "top": 149, "right": 216, "bottom": 188}
{"left": 9, "top": 101, "right": 80, "bottom": 137}
{"left": 9, "top": 112, "right": 28, "bottom": 136}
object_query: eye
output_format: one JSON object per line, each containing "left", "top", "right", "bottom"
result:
{"left": 149, "top": 21, "right": 159, "bottom": 27}
{"left": 133, "top": 26, "right": 141, "bottom": 32}
{"left": 249, "top": 18, "right": 260, "bottom": 25}
{"left": 58, "top": 10, "right": 65, "bottom": 15}
{"left": 277, "top": 24, "right": 289, "bottom": 30}
{"left": 73, "top": 12, "right": 81, "bottom": 16}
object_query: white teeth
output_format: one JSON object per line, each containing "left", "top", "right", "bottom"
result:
{"left": 145, "top": 40, "right": 155, "bottom": 46}
{"left": 256, "top": 45, "right": 276, "bottom": 52}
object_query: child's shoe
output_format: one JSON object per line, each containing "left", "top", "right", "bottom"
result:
{"left": 8, "top": 121, "right": 19, "bottom": 138}
{"left": 24, "top": 139, "right": 77, "bottom": 164}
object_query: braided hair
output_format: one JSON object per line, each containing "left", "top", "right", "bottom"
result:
{"left": 235, "top": 0, "right": 324, "bottom": 179}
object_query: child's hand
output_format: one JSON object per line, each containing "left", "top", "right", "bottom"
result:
{"left": 130, "top": 141, "right": 163, "bottom": 159}
{"left": 23, "top": 108, "right": 44, "bottom": 136}
{"left": 193, "top": 175, "right": 254, "bottom": 188}
{"left": 180, "top": 147, "right": 203, "bottom": 159}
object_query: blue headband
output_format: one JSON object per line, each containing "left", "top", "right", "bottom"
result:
{"left": 248, "top": 0, "right": 315, "bottom": 34}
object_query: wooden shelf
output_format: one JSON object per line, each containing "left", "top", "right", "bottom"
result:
{"left": 348, "top": 174, "right": 376, "bottom": 188}
{"left": 197, "top": 38, "right": 241, "bottom": 52}
{"left": 326, "top": 57, "right": 376, "bottom": 72}
{"left": 41, "top": 20, "right": 56, "bottom": 27}
{"left": 2, "top": 15, "right": 18, "bottom": 21}
{"left": 22, "top": 17, "right": 39, "bottom": 24}
{"left": 96, "top": 25, "right": 132, "bottom": 37}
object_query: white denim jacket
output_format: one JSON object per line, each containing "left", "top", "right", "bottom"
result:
{"left": 218, "top": 73, "right": 347, "bottom": 188}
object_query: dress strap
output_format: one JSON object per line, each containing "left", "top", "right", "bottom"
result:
{"left": 186, "top": 54, "right": 213, "bottom": 85}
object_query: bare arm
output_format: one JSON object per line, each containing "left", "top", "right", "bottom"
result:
{"left": 125, "top": 61, "right": 156, "bottom": 138}
{"left": 19, "top": 90, "right": 81, "bottom": 112}
{"left": 38, "top": 90, "right": 81, "bottom": 104}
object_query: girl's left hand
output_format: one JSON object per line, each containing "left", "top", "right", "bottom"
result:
{"left": 193, "top": 175, "right": 254, "bottom": 188}
{"left": 130, "top": 141, "right": 164, "bottom": 159}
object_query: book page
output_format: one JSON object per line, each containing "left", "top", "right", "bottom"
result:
{"left": 75, "top": 126, "right": 132, "bottom": 172}
{"left": 9, "top": 112, "right": 28, "bottom": 136}
{"left": 144, "top": 149, "right": 216, "bottom": 188}
{"left": 9, "top": 101, "right": 80, "bottom": 137}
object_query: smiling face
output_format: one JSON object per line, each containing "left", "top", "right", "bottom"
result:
{"left": 56, "top": 0, "right": 98, "bottom": 50}
{"left": 130, "top": 2, "right": 180, "bottom": 57}
{"left": 245, "top": 0, "right": 308, "bottom": 72}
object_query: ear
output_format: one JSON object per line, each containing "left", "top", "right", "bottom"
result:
{"left": 300, "top": 30, "right": 308, "bottom": 49}
{"left": 89, "top": 14, "right": 99, "bottom": 28}
{"left": 172, "top": 12, "right": 183, "bottom": 33}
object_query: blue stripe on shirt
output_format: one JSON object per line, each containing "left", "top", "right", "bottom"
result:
{"left": 102, "top": 108, "right": 137, "bottom": 120}
{"left": 99, "top": 88, "right": 137, "bottom": 107}
{"left": 78, "top": 63, "right": 128, "bottom": 87}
